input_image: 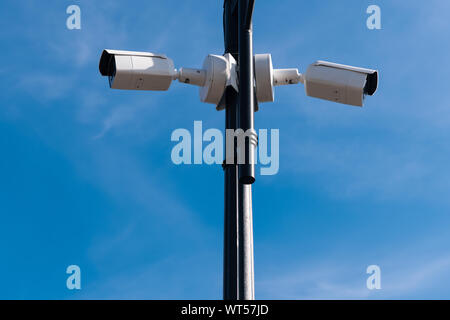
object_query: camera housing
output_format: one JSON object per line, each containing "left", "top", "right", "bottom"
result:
{"left": 254, "top": 55, "right": 378, "bottom": 107}
{"left": 99, "top": 50, "right": 238, "bottom": 107}
{"left": 99, "top": 49, "right": 176, "bottom": 91}
{"left": 304, "top": 61, "right": 378, "bottom": 107}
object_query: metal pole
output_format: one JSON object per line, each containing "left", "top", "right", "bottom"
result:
{"left": 238, "top": 183, "right": 255, "bottom": 299}
{"left": 238, "top": 0, "right": 256, "bottom": 185}
{"left": 238, "top": 0, "right": 256, "bottom": 300}
{"left": 223, "top": 0, "right": 239, "bottom": 301}
{"left": 223, "top": 0, "right": 255, "bottom": 301}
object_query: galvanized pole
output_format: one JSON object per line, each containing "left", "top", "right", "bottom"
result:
{"left": 238, "top": 183, "right": 255, "bottom": 299}
{"left": 237, "top": 0, "right": 256, "bottom": 300}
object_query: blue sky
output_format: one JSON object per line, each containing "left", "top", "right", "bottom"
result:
{"left": 1, "top": 0, "right": 450, "bottom": 299}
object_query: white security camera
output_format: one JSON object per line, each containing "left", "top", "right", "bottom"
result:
{"left": 99, "top": 49, "right": 177, "bottom": 91}
{"left": 254, "top": 54, "right": 378, "bottom": 107}
{"left": 99, "top": 49, "right": 238, "bottom": 106}
{"left": 303, "top": 61, "right": 378, "bottom": 107}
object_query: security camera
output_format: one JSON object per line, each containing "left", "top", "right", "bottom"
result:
{"left": 99, "top": 49, "right": 177, "bottom": 91}
{"left": 254, "top": 54, "right": 378, "bottom": 107}
{"left": 303, "top": 61, "right": 378, "bottom": 107}
{"left": 99, "top": 49, "right": 238, "bottom": 106}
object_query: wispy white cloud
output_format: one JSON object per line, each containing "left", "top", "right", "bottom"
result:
{"left": 282, "top": 136, "right": 437, "bottom": 201}
{"left": 93, "top": 104, "right": 142, "bottom": 139}
{"left": 17, "top": 73, "right": 74, "bottom": 102}
{"left": 257, "top": 251, "right": 450, "bottom": 299}
{"left": 75, "top": 249, "right": 221, "bottom": 299}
